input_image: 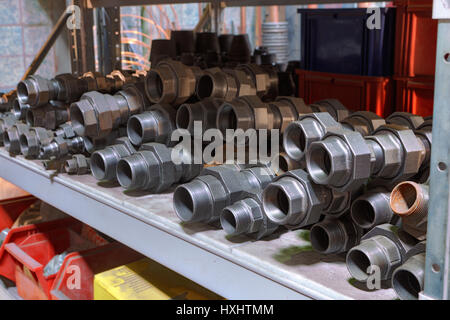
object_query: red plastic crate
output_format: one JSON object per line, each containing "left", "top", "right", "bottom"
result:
{"left": 296, "top": 69, "right": 394, "bottom": 117}
{"left": 394, "top": 0, "right": 438, "bottom": 77}
{"left": 0, "top": 195, "right": 36, "bottom": 231}
{"left": 0, "top": 218, "right": 142, "bottom": 300}
{"left": 395, "top": 76, "right": 434, "bottom": 117}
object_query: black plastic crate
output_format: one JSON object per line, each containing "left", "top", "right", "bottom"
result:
{"left": 298, "top": 8, "right": 396, "bottom": 76}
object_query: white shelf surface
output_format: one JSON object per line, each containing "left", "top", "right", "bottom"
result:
{"left": 0, "top": 148, "right": 397, "bottom": 300}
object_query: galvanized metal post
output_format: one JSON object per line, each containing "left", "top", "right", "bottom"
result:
{"left": 67, "top": 0, "right": 96, "bottom": 76}
{"left": 96, "top": 6, "right": 122, "bottom": 74}
{"left": 422, "top": 1, "right": 450, "bottom": 300}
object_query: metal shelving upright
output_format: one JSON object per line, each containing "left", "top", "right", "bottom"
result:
{"left": 0, "top": 0, "right": 447, "bottom": 300}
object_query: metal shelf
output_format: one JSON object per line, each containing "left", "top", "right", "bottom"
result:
{"left": 0, "top": 148, "right": 396, "bottom": 300}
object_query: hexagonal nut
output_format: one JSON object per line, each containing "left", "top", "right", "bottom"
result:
{"left": 4, "top": 123, "right": 29, "bottom": 154}
{"left": 239, "top": 96, "right": 273, "bottom": 130}
{"left": 196, "top": 174, "right": 228, "bottom": 221}
{"left": 33, "top": 127, "right": 53, "bottom": 146}
{"left": 245, "top": 192, "right": 278, "bottom": 239}
{"left": 241, "top": 166, "right": 275, "bottom": 190}
{"left": 417, "top": 119, "right": 432, "bottom": 131}
{"left": 386, "top": 112, "right": 424, "bottom": 130}
{"left": 371, "top": 126, "right": 425, "bottom": 182}
{"left": 158, "top": 60, "right": 196, "bottom": 105}
{"left": 203, "top": 164, "right": 246, "bottom": 204}
{"left": 70, "top": 98, "right": 98, "bottom": 137}
{"left": 21, "top": 130, "right": 39, "bottom": 157}
{"left": 145, "top": 67, "right": 177, "bottom": 104}
{"left": 224, "top": 69, "right": 256, "bottom": 97}
{"left": 57, "top": 123, "right": 76, "bottom": 139}
{"left": 341, "top": 111, "right": 386, "bottom": 136}
{"left": 236, "top": 64, "right": 270, "bottom": 97}
{"left": 53, "top": 135, "right": 69, "bottom": 157}
{"left": 272, "top": 169, "right": 324, "bottom": 227}
{"left": 276, "top": 96, "right": 314, "bottom": 117}
{"left": 118, "top": 84, "right": 146, "bottom": 117}
{"left": 140, "top": 143, "right": 179, "bottom": 192}
{"left": 55, "top": 73, "right": 82, "bottom": 102}
{"left": 315, "top": 99, "right": 350, "bottom": 122}
{"left": 308, "top": 129, "right": 372, "bottom": 192}
{"left": 66, "top": 154, "right": 90, "bottom": 175}
{"left": 323, "top": 188, "right": 351, "bottom": 217}
{"left": 285, "top": 112, "right": 341, "bottom": 159}
{"left": 113, "top": 137, "right": 136, "bottom": 154}
{"left": 27, "top": 75, "right": 51, "bottom": 107}
{"left": 217, "top": 99, "right": 253, "bottom": 134}
{"left": 85, "top": 92, "right": 114, "bottom": 138}
{"left": 0, "top": 115, "right": 18, "bottom": 136}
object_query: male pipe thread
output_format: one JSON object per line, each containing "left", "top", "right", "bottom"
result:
{"left": 351, "top": 188, "right": 395, "bottom": 230}
{"left": 220, "top": 192, "right": 278, "bottom": 239}
{"left": 127, "top": 104, "right": 177, "bottom": 147}
{"left": 390, "top": 181, "right": 428, "bottom": 241}
{"left": 116, "top": 142, "right": 202, "bottom": 193}
{"left": 392, "top": 252, "right": 425, "bottom": 300}
{"left": 90, "top": 139, "right": 136, "bottom": 182}
{"left": 310, "top": 217, "right": 363, "bottom": 255}
{"left": 174, "top": 164, "right": 275, "bottom": 224}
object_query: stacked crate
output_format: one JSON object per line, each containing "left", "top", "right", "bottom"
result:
{"left": 393, "top": 0, "right": 437, "bottom": 117}
{"left": 295, "top": 8, "right": 396, "bottom": 117}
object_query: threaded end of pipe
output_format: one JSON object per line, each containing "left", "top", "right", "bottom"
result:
{"left": 390, "top": 181, "right": 429, "bottom": 219}
{"left": 116, "top": 155, "right": 147, "bottom": 190}
{"left": 216, "top": 104, "right": 238, "bottom": 133}
{"left": 17, "top": 81, "right": 30, "bottom": 104}
{"left": 91, "top": 148, "right": 119, "bottom": 181}
{"left": 392, "top": 254, "right": 425, "bottom": 300}
{"left": 310, "top": 220, "right": 345, "bottom": 254}
{"left": 346, "top": 248, "right": 373, "bottom": 281}
{"left": 351, "top": 192, "right": 392, "bottom": 229}
{"left": 221, "top": 202, "right": 251, "bottom": 235}
{"left": 127, "top": 112, "right": 159, "bottom": 146}
{"left": 173, "top": 180, "right": 213, "bottom": 223}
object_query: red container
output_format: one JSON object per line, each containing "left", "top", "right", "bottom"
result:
{"left": 296, "top": 69, "right": 394, "bottom": 117}
{"left": 0, "top": 218, "right": 141, "bottom": 300}
{"left": 394, "top": 0, "right": 438, "bottom": 77}
{"left": 395, "top": 76, "right": 434, "bottom": 117}
{"left": 0, "top": 195, "right": 36, "bottom": 230}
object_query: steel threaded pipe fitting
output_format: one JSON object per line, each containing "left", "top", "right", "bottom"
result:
{"left": 174, "top": 164, "right": 275, "bottom": 224}
{"left": 310, "top": 216, "right": 363, "bottom": 254}
{"left": 25, "top": 103, "right": 69, "bottom": 130}
{"left": 236, "top": 63, "right": 278, "bottom": 100}
{"left": 4, "top": 123, "right": 30, "bottom": 155}
{"left": 91, "top": 138, "right": 136, "bottom": 182}
{"left": 346, "top": 224, "right": 417, "bottom": 281}
{"left": 127, "top": 104, "right": 177, "bottom": 147}
{"left": 116, "top": 142, "right": 202, "bottom": 193}
{"left": 19, "top": 127, "right": 53, "bottom": 158}
{"left": 221, "top": 191, "right": 278, "bottom": 239}
{"left": 391, "top": 242, "right": 426, "bottom": 300}
{"left": 176, "top": 98, "right": 224, "bottom": 135}
{"left": 306, "top": 125, "right": 428, "bottom": 192}
{"left": 390, "top": 181, "right": 428, "bottom": 241}
{"left": 386, "top": 112, "right": 424, "bottom": 130}
{"left": 351, "top": 187, "right": 395, "bottom": 230}
{"left": 0, "top": 114, "right": 18, "bottom": 144}
{"left": 12, "top": 98, "right": 30, "bottom": 120}
{"left": 283, "top": 112, "right": 341, "bottom": 162}
{"left": 70, "top": 83, "right": 148, "bottom": 139}
{"left": 262, "top": 169, "right": 325, "bottom": 228}
{"left": 145, "top": 59, "right": 196, "bottom": 105}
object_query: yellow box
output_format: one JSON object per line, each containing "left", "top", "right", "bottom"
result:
{"left": 94, "top": 258, "right": 222, "bottom": 300}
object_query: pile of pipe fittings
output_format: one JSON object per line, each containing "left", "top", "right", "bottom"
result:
{"left": 150, "top": 30, "right": 297, "bottom": 97}
{"left": 1, "top": 69, "right": 145, "bottom": 174}
{"left": 1, "top": 32, "right": 433, "bottom": 300}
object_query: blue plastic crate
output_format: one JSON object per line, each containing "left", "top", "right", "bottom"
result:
{"left": 298, "top": 8, "right": 396, "bottom": 76}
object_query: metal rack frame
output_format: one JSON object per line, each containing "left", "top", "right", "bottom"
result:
{"left": 11, "top": 0, "right": 449, "bottom": 299}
